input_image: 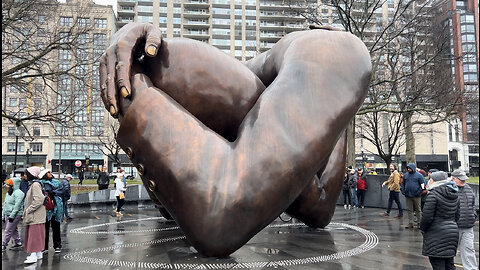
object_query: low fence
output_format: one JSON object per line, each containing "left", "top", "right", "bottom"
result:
{"left": 68, "top": 177, "right": 479, "bottom": 211}
{"left": 337, "top": 174, "right": 479, "bottom": 210}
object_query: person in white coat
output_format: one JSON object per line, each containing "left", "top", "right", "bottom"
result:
{"left": 114, "top": 173, "right": 127, "bottom": 216}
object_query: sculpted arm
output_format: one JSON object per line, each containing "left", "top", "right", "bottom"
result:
{"left": 115, "top": 30, "right": 371, "bottom": 256}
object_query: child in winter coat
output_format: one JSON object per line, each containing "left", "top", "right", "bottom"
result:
{"left": 2, "top": 177, "right": 25, "bottom": 251}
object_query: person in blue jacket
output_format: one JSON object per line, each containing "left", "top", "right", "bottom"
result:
{"left": 2, "top": 177, "right": 25, "bottom": 251}
{"left": 401, "top": 163, "right": 425, "bottom": 229}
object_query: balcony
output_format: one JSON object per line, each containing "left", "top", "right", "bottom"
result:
{"left": 117, "top": 0, "right": 136, "bottom": 6}
{"left": 183, "top": 30, "right": 209, "bottom": 39}
{"left": 183, "top": 9, "right": 211, "bottom": 19}
{"left": 184, "top": 0, "right": 209, "bottom": 8}
{"left": 117, "top": 7, "right": 135, "bottom": 15}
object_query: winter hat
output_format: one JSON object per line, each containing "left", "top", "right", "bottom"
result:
{"left": 65, "top": 174, "right": 73, "bottom": 179}
{"left": 4, "top": 179, "right": 14, "bottom": 186}
{"left": 451, "top": 169, "right": 469, "bottom": 181}
{"left": 430, "top": 171, "right": 448, "bottom": 182}
{"left": 38, "top": 168, "right": 50, "bottom": 179}
{"left": 26, "top": 166, "right": 43, "bottom": 178}
{"left": 428, "top": 169, "right": 439, "bottom": 173}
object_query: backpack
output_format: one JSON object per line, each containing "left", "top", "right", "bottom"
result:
{"left": 33, "top": 180, "right": 55, "bottom": 210}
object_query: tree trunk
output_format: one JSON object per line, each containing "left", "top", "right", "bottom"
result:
{"left": 404, "top": 114, "right": 416, "bottom": 164}
{"left": 346, "top": 118, "right": 356, "bottom": 168}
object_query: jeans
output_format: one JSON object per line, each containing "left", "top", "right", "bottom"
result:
{"left": 349, "top": 188, "right": 358, "bottom": 207}
{"left": 405, "top": 196, "right": 422, "bottom": 225}
{"left": 428, "top": 256, "right": 455, "bottom": 270}
{"left": 342, "top": 189, "right": 351, "bottom": 205}
{"left": 386, "top": 191, "right": 403, "bottom": 215}
{"left": 2, "top": 215, "right": 22, "bottom": 246}
{"left": 458, "top": 227, "right": 478, "bottom": 270}
{"left": 116, "top": 195, "right": 125, "bottom": 212}
{"left": 356, "top": 189, "right": 366, "bottom": 207}
{"left": 63, "top": 199, "right": 71, "bottom": 219}
{"left": 45, "top": 218, "right": 61, "bottom": 250}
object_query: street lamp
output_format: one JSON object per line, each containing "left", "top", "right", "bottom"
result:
{"left": 26, "top": 148, "right": 32, "bottom": 167}
{"left": 13, "top": 126, "right": 21, "bottom": 171}
{"left": 361, "top": 147, "right": 366, "bottom": 170}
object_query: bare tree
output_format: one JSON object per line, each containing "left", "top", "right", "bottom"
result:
{"left": 289, "top": 0, "right": 463, "bottom": 166}
{"left": 2, "top": 0, "right": 101, "bottom": 135}
{"left": 95, "top": 121, "right": 122, "bottom": 170}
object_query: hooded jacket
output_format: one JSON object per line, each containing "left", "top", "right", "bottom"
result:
{"left": 420, "top": 180, "right": 460, "bottom": 258}
{"left": 401, "top": 163, "right": 424, "bottom": 198}
{"left": 1, "top": 177, "right": 25, "bottom": 219}
{"left": 456, "top": 183, "right": 478, "bottom": 228}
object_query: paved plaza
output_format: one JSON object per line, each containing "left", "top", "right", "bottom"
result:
{"left": 2, "top": 205, "right": 478, "bottom": 270}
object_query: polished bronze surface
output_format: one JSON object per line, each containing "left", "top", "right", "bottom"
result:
{"left": 100, "top": 22, "right": 371, "bottom": 257}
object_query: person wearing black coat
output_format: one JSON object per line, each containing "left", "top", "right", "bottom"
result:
{"left": 96, "top": 169, "right": 110, "bottom": 190}
{"left": 420, "top": 171, "right": 460, "bottom": 270}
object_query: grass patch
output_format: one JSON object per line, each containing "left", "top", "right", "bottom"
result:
{"left": 73, "top": 179, "right": 143, "bottom": 185}
{"left": 467, "top": 176, "right": 479, "bottom": 185}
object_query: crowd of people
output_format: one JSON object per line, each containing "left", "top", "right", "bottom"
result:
{"left": 343, "top": 163, "right": 477, "bottom": 270}
{"left": 2, "top": 166, "right": 127, "bottom": 264}
{"left": 2, "top": 164, "right": 477, "bottom": 268}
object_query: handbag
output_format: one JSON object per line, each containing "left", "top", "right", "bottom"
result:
{"left": 119, "top": 192, "right": 125, "bottom": 199}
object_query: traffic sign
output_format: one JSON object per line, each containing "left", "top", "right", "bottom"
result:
{"left": 75, "top": 160, "right": 82, "bottom": 167}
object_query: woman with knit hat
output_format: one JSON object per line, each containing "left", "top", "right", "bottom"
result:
{"left": 2, "top": 177, "right": 25, "bottom": 251}
{"left": 22, "top": 166, "right": 46, "bottom": 264}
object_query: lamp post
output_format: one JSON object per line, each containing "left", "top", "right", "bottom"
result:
{"left": 26, "top": 148, "right": 32, "bottom": 167}
{"left": 361, "top": 148, "right": 366, "bottom": 170}
{"left": 13, "top": 126, "right": 20, "bottom": 171}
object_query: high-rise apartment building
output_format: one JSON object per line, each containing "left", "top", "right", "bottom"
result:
{"left": 117, "top": 0, "right": 308, "bottom": 61}
{"left": 2, "top": 0, "right": 116, "bottom": 176}
{"left": 434, "top": 0, "right": 479, "bottom": 175}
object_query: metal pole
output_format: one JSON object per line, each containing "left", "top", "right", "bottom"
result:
{"left": 58, "top": 127, "right": 62, "bottom": 176}
{"left": 13, "top": 135, "right": 19, "bottom": 171}
{"left": 26, "top": 149, "right": 30, "bottom": 167}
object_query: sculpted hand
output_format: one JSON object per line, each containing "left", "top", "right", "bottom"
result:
{"left": 99, "top": 22, "right": 162, "bottom": 118}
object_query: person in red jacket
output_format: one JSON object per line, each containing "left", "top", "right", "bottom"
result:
{"left": 356, "top": 168, "right": 367, "bottom": 208}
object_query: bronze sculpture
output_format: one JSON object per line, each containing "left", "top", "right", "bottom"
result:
{"left": 99, "top": 22, "right": 371, "bottom": 257}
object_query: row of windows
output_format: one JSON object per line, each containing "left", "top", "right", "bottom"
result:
{"left": 6, "top": 142, "right": 43, "bottom": 152}
{"left": 7, "top": 98, "right": 41, "bottom": 108}
{"left": 59, "top": 17, "right": 107, "bottom": 28}
{"left": 54, "top": 143, "right": 102, "bottom": 154}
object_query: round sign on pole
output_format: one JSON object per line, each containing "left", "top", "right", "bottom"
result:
{"left": 75, "top": 160, "right": 82, "bottom": 167}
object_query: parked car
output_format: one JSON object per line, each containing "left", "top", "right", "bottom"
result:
{"left": 83, "top": 171, "right": 99, "bottom": 179}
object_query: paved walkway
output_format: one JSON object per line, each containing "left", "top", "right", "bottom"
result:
{"left": 2, "top": 206, "right": 479, "bottom": 269}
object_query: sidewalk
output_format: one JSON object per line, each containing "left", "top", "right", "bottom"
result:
{"left": 2, "top": 206, "right": 479, "bottom": 269}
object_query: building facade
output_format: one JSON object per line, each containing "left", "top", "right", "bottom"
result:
{"left": 434, "top": 0, "right": 479, "bottom": 175}
{"left": 2, "top": 0, "right": 116, "bottom": 176}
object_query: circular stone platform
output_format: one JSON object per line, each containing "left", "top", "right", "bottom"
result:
{"left": 65, "top": 217, "right": 378, "bottom": 269}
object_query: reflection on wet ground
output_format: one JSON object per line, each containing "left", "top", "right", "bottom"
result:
{"left": 1, "top": 205, "right": 478, "bottom": 269}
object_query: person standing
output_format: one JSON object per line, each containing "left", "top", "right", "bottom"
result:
{"left": 2, "top": 178, "right": 25, "bottom": 251}
{"left": 61, "top": 174, "right": 72, "bottom": 221}
{"left": 451, "top": 169, "right": 478, "bottom": 270}
{"left": 347, "top": 168, "right": 358, "bottom": 208}
{"left": 356, "top": 168, "right": 367, "bottom": 208}
{"left": 343, "top": 171, "right": 352, "bottom": 209}
{"left": 381, "top": 164, "right": 403, "bottom": 218}
{"left": 38, "top": 169, "right": 63, "bottom": 253}
{"left": 78, "top": 169, "right": 84, "bottom": 186}
{"left": 421, "top": 171, "right": 460, "bottom": 270}
{"left": 401, "top": 163, "right": 424, "bottom": 229}
{"left": 96, "top": 168, "right": 110, "bottom": 190}
{"left": 22, "top": 166, "right": 46, "bottom": 264}
{"left": 114, "top": 173, "right": 127, "bottom": 216}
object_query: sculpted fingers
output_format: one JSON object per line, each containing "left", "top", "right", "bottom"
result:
{"left": 105, "top": 47, "right": 119, "bottom": 118}
{"left": 99, "top": 55, "right": 109, "bottom": 110}
{"left": 143, "top": 23, "right": 162, "bottom": 57}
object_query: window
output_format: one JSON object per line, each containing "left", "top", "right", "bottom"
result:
{"left": 8, "top": 127, "right": 16, "bottom": 136}
{"left": 7, "top": 142, "right": 24, "bottom": 152}
{"left": 10, "top": 85, "right": 19, "bottom": 93}
{"left": 78, "top": 17, "right": 90, "bottom": 27}
{"left": 94, "top": 18, "right": 107, "bottom": 28}
{"left": 38, "top": 15, "right": 46, "bottom": 23}
{"left": 30, "top": 143, "right": 43, "bottom": 152}
{"left": 9, "top": 98, "right": 18, "bottom": 107}
{"left": 33, "top": 127, "right": 41, "bottom": 136}
{"left": 19, "top": 98, "right": 27, "bottom": 108}
{"left": 60, "top": 17, "right": 73, "bottom": 27}
{"left": 93, "top": 34, "right": 107, "bottom": 49}
{"left": 38, "top": 28, "right": 46, "bottom": 37}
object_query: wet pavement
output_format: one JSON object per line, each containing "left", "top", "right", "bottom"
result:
{"left": 2, "top": 205, "right": 479, "bottom": 270}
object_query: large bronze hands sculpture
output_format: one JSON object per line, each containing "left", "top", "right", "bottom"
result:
{"left": 99, "top": 22, "right": 371, "bottom": 257}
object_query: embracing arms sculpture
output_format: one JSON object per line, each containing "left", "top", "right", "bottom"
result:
{"left": 99, "top": 23, "right": 371, "bottom": 257}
